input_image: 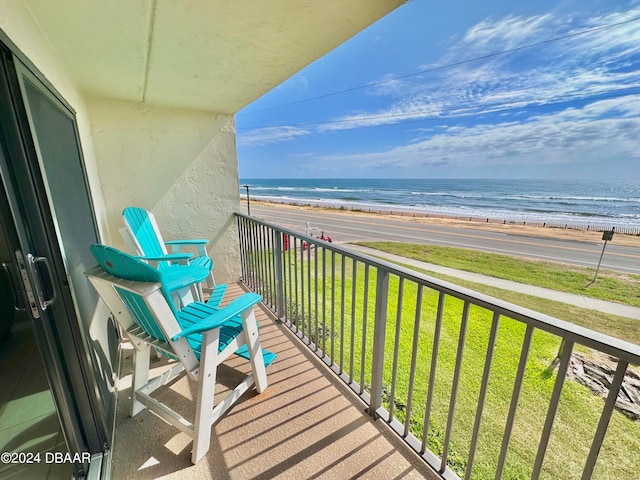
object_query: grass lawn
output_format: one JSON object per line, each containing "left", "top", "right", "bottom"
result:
{"left": 269, "top": 246, "right": 640, "bottom": 480}
{"left": 353, "top": 241, "right": 640, "bottom": 307}
{"left": 362, "top": 255, "right": 640, "bottom": 346}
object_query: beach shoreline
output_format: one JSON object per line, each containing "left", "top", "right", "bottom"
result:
{"left": 244, "top": 198, "right": 640, "bottom": 248}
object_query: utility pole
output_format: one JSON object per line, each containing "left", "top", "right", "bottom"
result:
{"left": 242, "top": 184, "right": 251, "bottom": 216}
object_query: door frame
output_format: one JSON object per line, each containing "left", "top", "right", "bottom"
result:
{"left": 0, "top": 34, "right": 115, "bottom": 478}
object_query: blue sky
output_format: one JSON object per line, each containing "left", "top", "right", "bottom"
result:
{"left": 236, "top": 0, "right": 640, "bottom": 180}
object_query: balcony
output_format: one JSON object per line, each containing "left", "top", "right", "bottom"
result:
{"left": 111, "top": 280, "right": 437, "bottom": 479}
{"left": 111, "top": 214, "right": 640, "bottom": 479}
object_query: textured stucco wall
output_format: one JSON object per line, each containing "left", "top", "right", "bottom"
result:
{"left": 0, "top": 0, "right": 109, "bottom": 239}
{"left": 2, "top": 2, "right": 244, "bottom": 283}
{"left": 86, "top": 97, "right": 242, "bottom": 282}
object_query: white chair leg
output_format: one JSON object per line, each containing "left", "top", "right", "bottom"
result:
{"left": 172, "top": 286, "right": 197, "bottom": 308}
{"left": 204, "top": 271, "right": 215, "bottom": 290}
{"left": 191, "top": 328, "right": 220, "bottom": 464}
{"left": 241, "top": 310, "right": 268, "bottom": 393}
{"left": 194, "top": 282, "right": 204, "bottom": 302}
{"left": 131, "top": 342, "right": 151, "bottom": 416}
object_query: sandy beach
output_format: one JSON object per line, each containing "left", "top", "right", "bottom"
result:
{"left": 246, "top": 199, "right": 640, "bottom": 248}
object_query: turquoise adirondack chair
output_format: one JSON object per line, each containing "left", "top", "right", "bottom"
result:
{"left": 122, "top": 206, "right": 224, "bottom": 307}
{"left": 86, "top": 244, "right": 276, "bottom": 464}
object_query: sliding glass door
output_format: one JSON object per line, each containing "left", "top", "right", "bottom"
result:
{"left": 0, "top": 40, "right": 117, "bottom": 478}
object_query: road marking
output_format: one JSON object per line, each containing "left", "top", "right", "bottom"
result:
{"left": 330, "top": 224, "right": 640, "bottom": 273}
{"left": 254, "top": 208, "right": 640, "bottom": 260}
{"left": 257, "top": 214, "right": 640, "bottom": 275}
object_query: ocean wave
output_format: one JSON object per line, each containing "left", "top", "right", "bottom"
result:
{"left": 249, "top": 186, "right": 640, "bottom": 204}
{"left": 253, "top": 194, "right": 639, "bottom": 228}
{"left": 409, "top": 191, "right": 478, "bottom": 198}
{"left": 243, "top": 179, "right": 640, "bottom": 229}
{"left": 518, "top": 194, "right": 640, "bottom": 203}
{"left": 250, "top": 185, "right": 372, "bottom": 194}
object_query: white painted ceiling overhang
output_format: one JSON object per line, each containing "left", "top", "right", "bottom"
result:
{"left": 23, "top": 0, "right": 404, "bottom": 114}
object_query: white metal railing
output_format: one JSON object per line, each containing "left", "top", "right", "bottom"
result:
{"left": 236, "top": 213, "right": 640, "bottom": 479}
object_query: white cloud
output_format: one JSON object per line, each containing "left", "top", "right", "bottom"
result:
{"left": 310, "top": 96, "right": 640, "bottom": 172}
{"left": 239, "top": 5, "right": 640, "bottom": 147}
{"left": 236, "top": 126, "right": 310, "bottom": 146}
{"left": 454, "top": 14, "right": 555, "bottom": 56}
{"left": 353, "top": 6, "right": 640, "bottom": 128}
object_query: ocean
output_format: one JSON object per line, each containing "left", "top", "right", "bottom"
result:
{"left": 239, "top": 178, "right": 640, "bottom": 231}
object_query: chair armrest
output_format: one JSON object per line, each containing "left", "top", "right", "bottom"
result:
{"left": 137, "top": 253, "right": 193, "bottom": 268}
{"left": 165, "top": 239, "right": 209, "bottom": 246}
{"left": 138, "top": 253, "right": 194, "bottom": 261}
{"left": 165, "top": 240, "right": 209, "bottom": 257}
{"left": 172, "top": 293, "right": 262, "bottom": 340}
{"left": 136, "top": 253, "right": 194, "bottom": 266}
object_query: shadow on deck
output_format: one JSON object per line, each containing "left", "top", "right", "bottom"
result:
{"left": 111, "top": 283, "right": 438, "bottom": 479}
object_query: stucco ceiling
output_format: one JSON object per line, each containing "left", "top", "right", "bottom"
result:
{"left": 23, "top": 0, "right": 404, "bottom": 114}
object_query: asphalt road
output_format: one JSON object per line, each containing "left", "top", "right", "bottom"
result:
{"left": 248, "top": 204, "right": 640, "bottom": 276}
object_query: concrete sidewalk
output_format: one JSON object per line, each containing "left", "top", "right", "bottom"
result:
{"left": 349, "top": 244, "right": 640, "bottom": 320}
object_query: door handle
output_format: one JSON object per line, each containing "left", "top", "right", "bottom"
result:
{"left": 15, "top": 250, "right": 40, "bottom": 317}
{"left": 1, "top": 261, "right": 26, "bottom": 311}
{"left": 27, "top": 253, "right": 57, "bottom": 311}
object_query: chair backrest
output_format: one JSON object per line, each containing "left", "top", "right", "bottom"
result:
{"left": 90, "top": 244, "right": 178, "bottom": 342}
{"left": 123, "top": 206, "right": 167, "bottom": 258}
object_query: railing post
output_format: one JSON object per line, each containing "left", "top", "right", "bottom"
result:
{"left": 233, "top": 213, "right": 640, "bottom": 480}
{"left": 273, "top": 231, "right": 284, "bottom": 322}
{"left": 236, "top": 216, "right": 246, "bottom": 282}
{"left": 368, "top": 267, "right": 389, "bottom": 419}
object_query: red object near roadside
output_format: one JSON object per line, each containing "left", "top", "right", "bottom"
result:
{"left": 320, "top": 231, "right": 333, "bottom": 243}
